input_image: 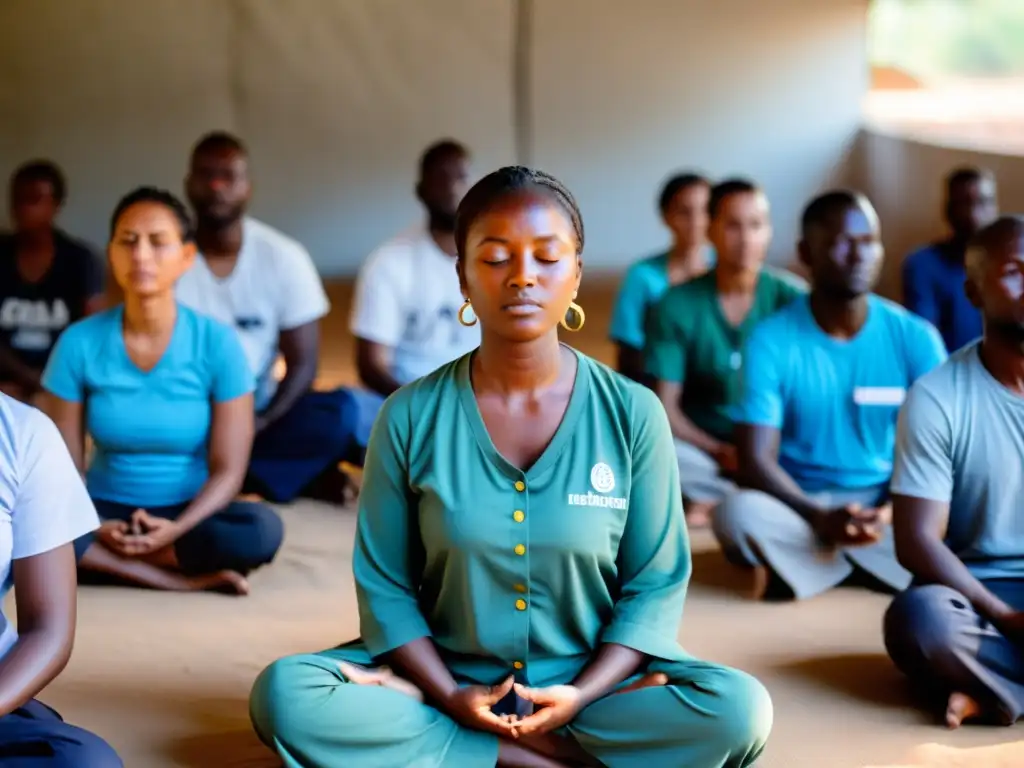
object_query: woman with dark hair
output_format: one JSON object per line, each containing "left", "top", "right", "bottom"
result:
{"left": 41, "top": 187, "right": 283, "bottom": 595}
{"left": 250, "top": 168, "right": 771, "bottom": 767}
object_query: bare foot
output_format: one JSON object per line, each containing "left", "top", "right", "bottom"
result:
{"left": 188, "top": 570, "right": 250, "bottom": 595}
{"left": 338, "top": 661, "right": 424, "bottom": 701}
{"left": 685, "top": 502, "right": 713, "bottom": 529}
{"left": 945, "top": 691, "right": 983, "bottom": 729}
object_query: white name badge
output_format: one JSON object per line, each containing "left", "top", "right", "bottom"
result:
{"left": 853, "top": 386, "right": 907, "bottom": 406}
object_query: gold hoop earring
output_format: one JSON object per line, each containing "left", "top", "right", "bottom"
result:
{"left": 560, "top": 301, "right": 586, "bottom": 332}
{"left": 457, "top": 299, "right": 478, "bottom": 327}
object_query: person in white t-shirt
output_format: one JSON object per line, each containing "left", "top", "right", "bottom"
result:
{"left": 0, "top": 395, "right": 121, "bottom": 766}
{"left": 176, "top": 132, "right": 374, "bottom": 504}
{"left": 351, "top": 140, "right": 481, "bottom": 395}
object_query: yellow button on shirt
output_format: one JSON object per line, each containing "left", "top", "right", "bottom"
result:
{"left": 513, "top": 583, "right": 527, "bottom": 593}
{"left": 514, "top": 544, "right": 526, "bottom": 556}
{"left": 514, "top": 480, "right": 525, "bottom": 492}
{"left": 513, "top": 510, "right": 525, "bottom": 523}
{"left": 513, "top": 661, "right": 524, "bottom": 670}
{"left": 515, "top": 599, "right": 527, "bottom": 611}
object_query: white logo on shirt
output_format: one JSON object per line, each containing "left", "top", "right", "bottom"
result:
{"left": 590, "top": 462, "right": 615, "bottom": 493}
{"left": 0, "top": 298, "right": 70, "bottom": 351}
{"left": 568, "top": 463, "right": 627, "bottom": 510}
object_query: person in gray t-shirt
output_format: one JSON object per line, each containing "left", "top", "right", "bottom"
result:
{"left": 884, "top": 215, "right": 1024, "bottom": 729}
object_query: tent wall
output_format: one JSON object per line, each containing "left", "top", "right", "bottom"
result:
{"left": 0, "top": 0, "right": 868, "bottom": 275}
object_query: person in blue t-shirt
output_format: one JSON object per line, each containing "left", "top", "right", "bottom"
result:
{"left": 902, "top": 167, "right": 998, "bottom": 352}
{"left": 717, "top": 190, "right": 947, "bottom": 601}
{"left": 608, "top": 172, "right": 714, "bottom": 384}
{"left": 41, "top": 187, "right": 283, "bottom": 595}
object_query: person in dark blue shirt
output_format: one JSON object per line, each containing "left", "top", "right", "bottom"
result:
{"left": 902, "top": 167, "right": 998, "bottom": 352}
{"left": 0, "top": 161, "right": 104, "bottom": 403}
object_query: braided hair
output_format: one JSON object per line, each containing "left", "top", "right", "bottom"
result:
{"left": 454, "top": 166, "right": 584, "bottom": 259}
{"left": 109, "top": 186, "right": 196, "bottom": 243}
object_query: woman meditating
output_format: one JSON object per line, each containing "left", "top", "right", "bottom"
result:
{"left": 250, "top": 167, "right": 772, "bottom": 767}
{"left": 41, "top": 187, "right": 283, "bottom": 595}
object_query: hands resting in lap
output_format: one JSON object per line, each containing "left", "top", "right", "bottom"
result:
{"left": 338, "top": 661, "right": 668, "bottom": 741}
{"left": 813, "top": 502, "right": 892, "bottom": 548}
{"left": 98, "top": 509, "right": 182, "bottom": 558}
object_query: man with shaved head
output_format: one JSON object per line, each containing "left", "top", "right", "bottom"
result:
{"left": 885, "top": 215, "right": 1024, "bottom": 728}
{"left": 718, "top": 190, "right": 946, "bottom": 602}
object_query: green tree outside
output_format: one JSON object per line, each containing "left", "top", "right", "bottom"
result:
{"left": 870, "top": 0, "right": 1024, "bottom": 78}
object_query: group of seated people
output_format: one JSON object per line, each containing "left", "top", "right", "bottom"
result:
{"left": 0, "top": 134, "right": 1018, "bottom": 766}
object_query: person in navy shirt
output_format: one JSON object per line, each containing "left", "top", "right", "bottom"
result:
{"left": 902, "top": 167, "right": 998, "bottom": 352}
{"left": 717, "top": 190, "right": 946, "bottom": 601}
{"left": 41, "top": 187, "right": 282, "bottom": 595}
{"left": 0, "top": 161, "right": 104, "bottom": 402}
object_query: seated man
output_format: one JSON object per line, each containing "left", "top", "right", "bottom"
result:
{"left": 884, "top": 215, "right": 1024, "bottom": 729}
{"left": 0, "top": 161, "right": 104, "bottom": 402}
{"left": 647, "top": 179, "right": 805, "bottom": 527}
{"left": 176, "top": 132, "right": 372, "bottom": 504}
{"left": 902, "top": 167, "right": 997, "bottom": 352}
{"left": 718, "top": 190, "right": 947, "bottom": 600}
{"left": 350, "top": 140, "right": 481, "bottom": 396}
{"left": 609, "top": 172, "right": 713, "bottom": 386}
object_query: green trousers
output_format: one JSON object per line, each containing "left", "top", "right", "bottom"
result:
{"left": 250, "top": 644, "right": 772, "bottom": 768}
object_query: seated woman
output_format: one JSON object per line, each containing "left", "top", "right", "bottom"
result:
{"left": 250, "top": 167, "right": 772, "bottom": 767}
{"left": 41, "top": 187, "right": 283, "bottom": 595}
{"left": 0, "top": 394, "right": 121, "bottom": 766}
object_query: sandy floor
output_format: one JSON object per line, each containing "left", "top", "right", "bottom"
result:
{"left": 23, "top": 280, "right": 1024, "bottom": 767}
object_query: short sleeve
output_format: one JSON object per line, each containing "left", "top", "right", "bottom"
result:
{"left": 349, "top": 247, "right": 406, "bottom": 348}
{"left": 907, "top": 320, "right": 948, "bottom": 382}
{"left": 12, "top": 409, "right": 98, "bottom": 559}
{"left": 601, "top": 388, "right": 689, "bottom": 660}
{"left": 353, "top": 394, "right": 431, "bottom": 658}
{"left": 209, "top": 321, "right": 256, "bottom": 402}
{"left": 734, "top": 325, "right": 785, "bottom": 428}
{"left": 902, "top": 250, "right": 939, "bottom": 327}
{"left": 277, "top": 242, "right": 330, "bottom": 330}
{"left": 644, "top": 295, "right": 686, "bottom": 384}
{"left": 890, "top": 380, "right": 954, "bottom": 502}
{"left": 608, "top": 263, "right": 651, "bottom": 349}
{"left": 41, "top": 324, "right": 87, "bottom": 402}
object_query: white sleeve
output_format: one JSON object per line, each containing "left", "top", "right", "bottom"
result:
{"left": 349, "top": 246, "right": 406, "bottom": 347}
{"left": 12, "top": 409, "right": 98, "bottom": 559}
{"left": 277, "top": 241, "right": 331, "bottom": 331}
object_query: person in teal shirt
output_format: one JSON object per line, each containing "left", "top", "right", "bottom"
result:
{"left": 42, "top": 187, "right": 283, "bottom": 595}
{"left": 250, "top": 167, "right": 771, "bottom": 767}
{"left": 647, "top": 179, "right": 805, "bottom": 528}
{"left": 608, "top": 172, "right": 714, "bottom": 385}
{"left": 719, "top": 190, "right": 947, "bottom": 601}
